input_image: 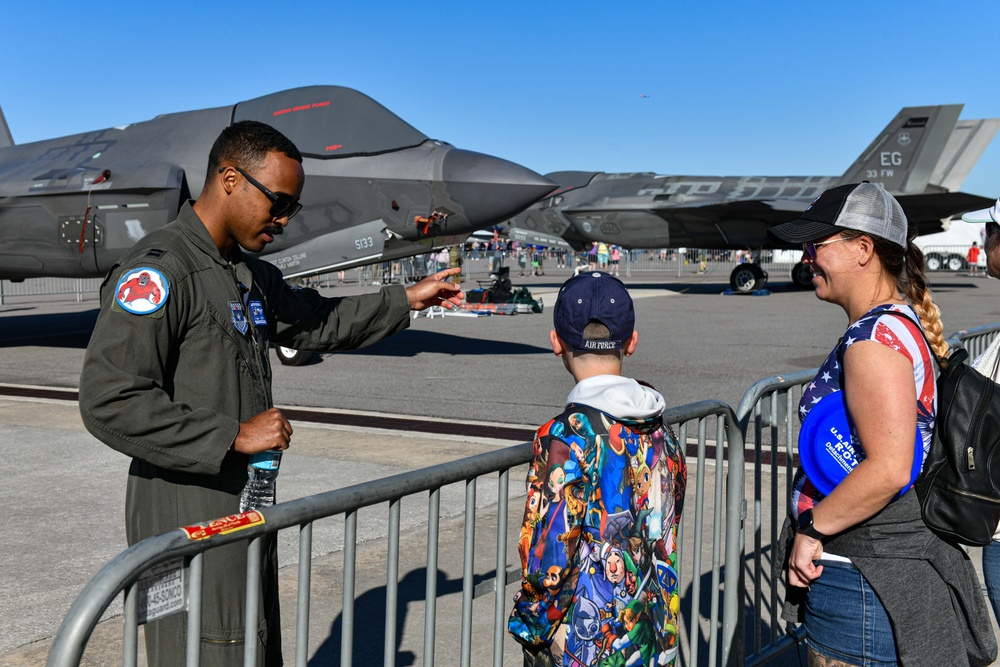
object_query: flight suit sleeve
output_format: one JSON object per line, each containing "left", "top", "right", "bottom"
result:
{"left": 255, "top": 261, "right": 411, "bottom": 351}
{"left": 79, "top": 263, "right": 239, "bottom": 475}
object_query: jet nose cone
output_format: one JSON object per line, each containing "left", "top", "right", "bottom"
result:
{"left": 442, "top": 149, "right": 557, "bottom": 226}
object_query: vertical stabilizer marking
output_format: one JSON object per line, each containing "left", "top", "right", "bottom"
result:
{"left": 838, "top": 105, "right": 963, "bottom": 194}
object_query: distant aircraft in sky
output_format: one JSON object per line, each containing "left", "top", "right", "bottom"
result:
{"left": 0, "top": 85, "right": 555, "bottom": 283}
{"left": 504, "top": 105, "right": 999, "bottom": 292}
{"left": 639, "top": 94, "right": 650, "bottom": 99}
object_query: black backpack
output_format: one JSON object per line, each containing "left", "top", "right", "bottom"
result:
{"left": 914, "top": 344, "right": 1000, "bottom": 546}
{"left": 853, "top": 310, "right": 1000, "bottom": 546}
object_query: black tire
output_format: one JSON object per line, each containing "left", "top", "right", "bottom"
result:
{"left": 729, "top": 264, "right": 766, "bottom": 294}
{"left": 790, "top": 262, "right": 814, "bottom": 289}
{"left": 946, "top": 254, "right": 966, "bottom": 272}
{"left": 925, "top": 253, "right": 943, "bottom": 272}
{"left": 274, "top": 346, "right": 316, "bottom": 366}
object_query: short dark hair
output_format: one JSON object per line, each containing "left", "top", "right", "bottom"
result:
{"left": 583, "top": 320, "right": 611, "bottom": 340}
{"left": 207, "top": 120, "right": 302, "bottom": 175}
{"left": 570, "top": 319, "right": 620, "bottom": 359}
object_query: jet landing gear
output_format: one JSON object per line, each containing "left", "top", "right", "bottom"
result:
{"left": 790, "top": 262, "right": 814, "bottom": 290}
{"left": 729, "top": 264, "right": 768, "bottom": 294}
{"left": 274, "top": 346, "right": 316, "bottom": 366}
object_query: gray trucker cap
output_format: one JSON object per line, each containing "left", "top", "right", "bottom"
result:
{"left": 768, "top": 182, "right": 907, "bottom": 249}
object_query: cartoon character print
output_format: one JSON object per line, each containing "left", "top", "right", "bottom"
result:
{"left": 534, "top": 462, "right": 571, "bottom": 571}
{"left": 510, "top": 404, "right": 686, "bottom": 665}
{"left": 520, "top": 483, "right": 547, "bottom": 565}
{"left": 114, "top": 267, "right": 170, "bottom": 315}
{"left": 117, "top": 271, "right": 162, "bottom": 305}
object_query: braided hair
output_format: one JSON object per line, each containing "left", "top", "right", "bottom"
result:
{"left": 840, "top": 226, "right": 949, "bottom": 358}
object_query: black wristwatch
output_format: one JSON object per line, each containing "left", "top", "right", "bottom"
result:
{"left": 796, "top": 509, "right": 827, "bottom": 540}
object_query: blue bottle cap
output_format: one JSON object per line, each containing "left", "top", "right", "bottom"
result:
{"left": 798, "top": 391, "right": 921, "bottom": 497}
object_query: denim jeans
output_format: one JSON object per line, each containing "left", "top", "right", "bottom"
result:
{"left": 983, "top": 540, "right": 1000, "bottom": 623}
{"left": 804, "top": 560, "right": 898, "bottom": 666}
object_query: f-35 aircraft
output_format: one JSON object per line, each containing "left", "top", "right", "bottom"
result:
{"left": 0, "top": 85, "right": 555, "bottom": 283}
{"left": 505, "top": 105, "right": 999, "bottom": 292}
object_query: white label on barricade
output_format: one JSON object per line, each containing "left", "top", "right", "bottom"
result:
{"left": 137, "top": 558, "right": 185, "bottom": 624}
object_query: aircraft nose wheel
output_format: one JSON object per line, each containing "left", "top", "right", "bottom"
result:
{"left": 729, "top": 264, "right": 767, "bottom": 294}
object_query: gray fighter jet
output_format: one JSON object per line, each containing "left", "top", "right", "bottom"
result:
{"left": 504, "top": 105, "right": 998, "bottom": 293}
{"left": 0, "top": 85, "right": 555, "bottom": 284}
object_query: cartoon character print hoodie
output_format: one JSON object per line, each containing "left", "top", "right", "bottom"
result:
{"left": 509, "top": 375, "right": 687, "bottom": 667}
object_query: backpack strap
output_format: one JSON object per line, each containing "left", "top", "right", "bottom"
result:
{"left": 856, "top": 306, "right": 949, "bottom": 374}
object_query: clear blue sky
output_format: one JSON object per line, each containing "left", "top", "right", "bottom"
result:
{"left": 3, "top": 1, "right": 999, "bottom": 196}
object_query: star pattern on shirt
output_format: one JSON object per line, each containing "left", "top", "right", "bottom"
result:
{"left": 820, "top": 371, "right": 832, "bottom": 382}
{"left": 844, "top": 336, "right": 857, "bottom": 347}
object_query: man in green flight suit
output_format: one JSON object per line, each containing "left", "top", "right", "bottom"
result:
{"left": 79, "top": 120, "right": 464, "bottom": 666}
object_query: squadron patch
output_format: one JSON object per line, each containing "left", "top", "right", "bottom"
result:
{"left": 229, "top": 301, "right": 249, "bottom": 334}
{"left": 114, "top": 267, "right": 169, "bottom": 315}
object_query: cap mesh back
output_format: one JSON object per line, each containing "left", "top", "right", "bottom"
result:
{"left": 839, "top": 183, "right": 907, "bottom": 247}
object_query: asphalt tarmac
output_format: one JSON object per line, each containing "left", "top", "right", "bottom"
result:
{"left": 3, "top": 263, "right": 1000, "bottom": 665}
{"left": 6, "top": 263, "right": 1000, "bottom": 425}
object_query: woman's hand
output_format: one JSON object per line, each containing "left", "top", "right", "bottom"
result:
{"left": 787, "top": 532, "right": 824, "bottom": 587}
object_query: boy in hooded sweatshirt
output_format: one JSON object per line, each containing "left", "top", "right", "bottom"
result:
{"left": 509, "top": 271, "right": 687, "bottom": 667}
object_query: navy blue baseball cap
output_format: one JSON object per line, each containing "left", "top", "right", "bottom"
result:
{"left": 554, "top": 271, "right": 635, "bottom": 351}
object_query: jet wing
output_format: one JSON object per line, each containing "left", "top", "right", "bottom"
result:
{"left": 895, "top": 191, "right": 995, "bottom": 235}
{"left": 563, "top": 188, "right": 993, "bottom": 250}
{"left": 562, "top": 198, "right": 808, "bottom": 249}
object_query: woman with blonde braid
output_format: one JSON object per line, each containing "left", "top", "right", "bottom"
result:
{"left": 768, "top": 183, "right": 995, "bottom": 667}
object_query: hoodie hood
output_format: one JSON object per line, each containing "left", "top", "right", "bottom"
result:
{"left": 565, "top": 375, "right": 666, "bottom": 423}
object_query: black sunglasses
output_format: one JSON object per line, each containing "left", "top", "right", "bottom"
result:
{"left": 802, "top": 236, "right": 849, "bottom": 260}
{"left": 219, "top": 166, "right": 302, "bottom": 220}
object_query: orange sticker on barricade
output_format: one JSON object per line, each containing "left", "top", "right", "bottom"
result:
{"left": 181, "top": 511, "right": 265, "bottom": 541}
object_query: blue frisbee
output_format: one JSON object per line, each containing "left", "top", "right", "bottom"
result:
{"left": 798, "top": 391, "right": 922, "bottom": 497}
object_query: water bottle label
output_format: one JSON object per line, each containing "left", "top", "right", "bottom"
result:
{"left": 250, "top": 450, "right": 282, "bottom": 471}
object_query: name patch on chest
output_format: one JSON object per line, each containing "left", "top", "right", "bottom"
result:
{"left": 229, "top": 301, "right": 249, "bottom": 334}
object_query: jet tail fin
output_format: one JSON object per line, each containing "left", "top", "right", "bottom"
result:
{"left": 927, "top": 118, "right": 1000, "bottom": 191}
{"left": 0, "top": 103, "right": 12, "bottom": 148}
{"left": 838, "top": 105, "right": 962, "bottom": 194}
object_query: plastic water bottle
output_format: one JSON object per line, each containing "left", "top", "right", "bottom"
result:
{"left": 239, "top": 450, "right": 282, "bottom": 512}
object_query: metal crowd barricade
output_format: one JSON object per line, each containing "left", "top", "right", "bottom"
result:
{"left": 0, "top": 277, "right": 102, "bottom": 305}
{"left": 734, "top": 369, "right": 815, "bottom": 665}
{"left": 620, "top": 249, "right": 800, "bottom": 283}
{"left": 661, "top": 400, "right": 746, "bottom": 667}
{"left": 47, "top": 399, "right": 747, "bottom": 667}
{"left": 947, "top": 321, "right": 1000, "bottom": 359}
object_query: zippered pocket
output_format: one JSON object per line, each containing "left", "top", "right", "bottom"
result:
{"left": 945, "top": 483, "right": 1000, "bottom": 505}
